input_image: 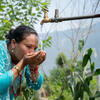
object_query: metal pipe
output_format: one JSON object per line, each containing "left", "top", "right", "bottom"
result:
{"left": 40, "top": 14, "right": 100, "bottom": 25}
{"left": 54, "top": 9, "right": 59, "bottom": 19}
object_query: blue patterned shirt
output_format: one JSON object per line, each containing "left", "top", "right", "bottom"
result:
{"left": 0, "top": 40, "right": 43, "bottom": 100}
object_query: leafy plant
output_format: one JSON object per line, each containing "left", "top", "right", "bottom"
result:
{"left": 0, "top": 0, "right": 50, "bottom": 40}
{"left": 38, "top": 36, "right": 52, "bottom": 50}
{"left": 67, "top": 47, "right": 100, "bottom": 100}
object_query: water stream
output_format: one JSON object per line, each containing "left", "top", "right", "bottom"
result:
{"left": 39, "top": 24, "right": 46, "bottom": 74}
{"left": 40, "top": 24, "right": 43, "bottom": 50}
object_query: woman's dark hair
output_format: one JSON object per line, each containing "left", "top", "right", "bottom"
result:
{"left": 5, "top": 25, "right": 38, "bottom": 43}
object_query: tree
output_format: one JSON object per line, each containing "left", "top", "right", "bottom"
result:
{"left": 0, "top": 0, "right": 50, "bottom": 40}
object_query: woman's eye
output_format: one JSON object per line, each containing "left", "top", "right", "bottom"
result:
{"left": 26, "top": 45, "right": 32, "bottom": 49}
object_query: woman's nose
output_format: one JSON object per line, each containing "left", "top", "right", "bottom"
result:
{"left": 29, "top": 49, "right": 35, "bottom": 53}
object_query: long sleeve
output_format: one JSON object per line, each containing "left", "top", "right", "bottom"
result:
{"left": 0, "top": 41, "right": 14, "bottom": 94}
{"left": 0, "top": 69, "right": 14, "bottom": 94}
{"left": 25, "top": 66, "right": 43, "bottom": 90}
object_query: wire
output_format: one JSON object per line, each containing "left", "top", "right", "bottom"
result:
{"left": 85, "top": 0, "right": 100, "bottom": 43}
{"left": 60, "top": 0, "right": 73, "bottom": 16}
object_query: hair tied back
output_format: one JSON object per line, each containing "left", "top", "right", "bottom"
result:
{"left": 5, "top": 28, "right": 15, "bottom": 40}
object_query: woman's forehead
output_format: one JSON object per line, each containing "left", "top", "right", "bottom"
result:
{"left": 22, "top": 34, "right": 38, "bottom": 45}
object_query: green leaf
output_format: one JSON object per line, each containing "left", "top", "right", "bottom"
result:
{"left": 88, "top": 48, "right": 92, "bottom": 57}
{"left": 85, "top": 76, "right": 92, "bottom": 86}
{"left": 48, "top": 41, "right": 52, "bottom": 44}
{"left": 82, "top": 54, "right": 89, "bottom": 68}
{"left": 78, "top": 40, "right": 84, "bottom": 51}
{"left": 94, "top": 91, "right": 100, "bottom": 98}
{"left": 43, "top": 44, "right": 47, "bottom": 48}
{"left": 28, "top": 6, "right": 32, "bottom": 15}
{"left": 89, "top": 97, "right": 95, "bottom": 100}
{"left": 37, "top": 14, "right": 41, "bottom": 17}
{"left": 8, "top": 5, "right": 13, "bottom": 8}
{"left": 33, "top": 3, "right": 38, "bottom": 7}
{"left": 38, "top": 44, "right": 41, "bottom": 47}
{"left": 32, "top": 13, "right": 36, "bottom": 16}
{"left": 0, "top": 9, "right": 4, "bottom": 11}
{"left": 48, "top": 36, "right": 52, "bottom": 40}
{"left": 18, "top": 3, "right": 22, "bottom": 6}
{"left": 36, "top": 7, "right": 39, "bottom": 11}
{"left": 8, "top": 11, "right": 12, "bottom": 15}
{"left": 89, "top": 91, "right": 100, "bottom": 100}
{"left": 38, "top": 12, "right": 42, "bottom": 14}
{"left": 74, "top": 82, "right": 83, "bottom": 99}
{"left": 22, "top": 6, "right": 27, "bottom": 9}
{"left": 94, "top": 68, "right": 100, "bottom": 76}
{"left": 36, "top": 0, "right": 40, "bottom": 3}
{"left": 46, "top": 43, "right": 51, "bottom": 47}
{"left": 0, "top": 5, "right": 6, "bottom": 9}
{"left": 91, "top": 62, "right": 95, "bottom": 73}
{"left": 34, "top": 17, "right": 38, "bottom": 21}
{"left": 41, "top": 2, "right": 48, "bottom": 5}
{"left": 42, "top": 40, "right": 45, "bottom": 43}
{"left": 83, "top": 82, "right": 92, "bottom": 97}
{"left": 4, "top": 19, "right": 9, "bottom": 23}
{"left": 82, "top": 48, "right": 93, "bottom": 68}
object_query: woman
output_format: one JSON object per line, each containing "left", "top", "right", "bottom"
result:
{"left": 0, "top": 25, "right": 46, "bottom": 100}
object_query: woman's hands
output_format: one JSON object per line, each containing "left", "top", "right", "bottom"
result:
{"left": 13, "top": 50, "right": 46, "bottom": 80}
{"left": 23, "top": 50, "right": 46, "bottom": 66}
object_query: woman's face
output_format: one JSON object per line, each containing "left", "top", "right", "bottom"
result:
{"left": 11, "top": 34, "right": 38, "bottom": 61}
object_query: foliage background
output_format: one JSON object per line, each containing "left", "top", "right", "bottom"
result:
{"left": 0, "top": 0, "right": 100, "bottom": 100}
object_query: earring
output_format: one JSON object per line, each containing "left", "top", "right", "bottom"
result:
{"left": 11, "top": 48, "right": 14, "bottom": 53}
